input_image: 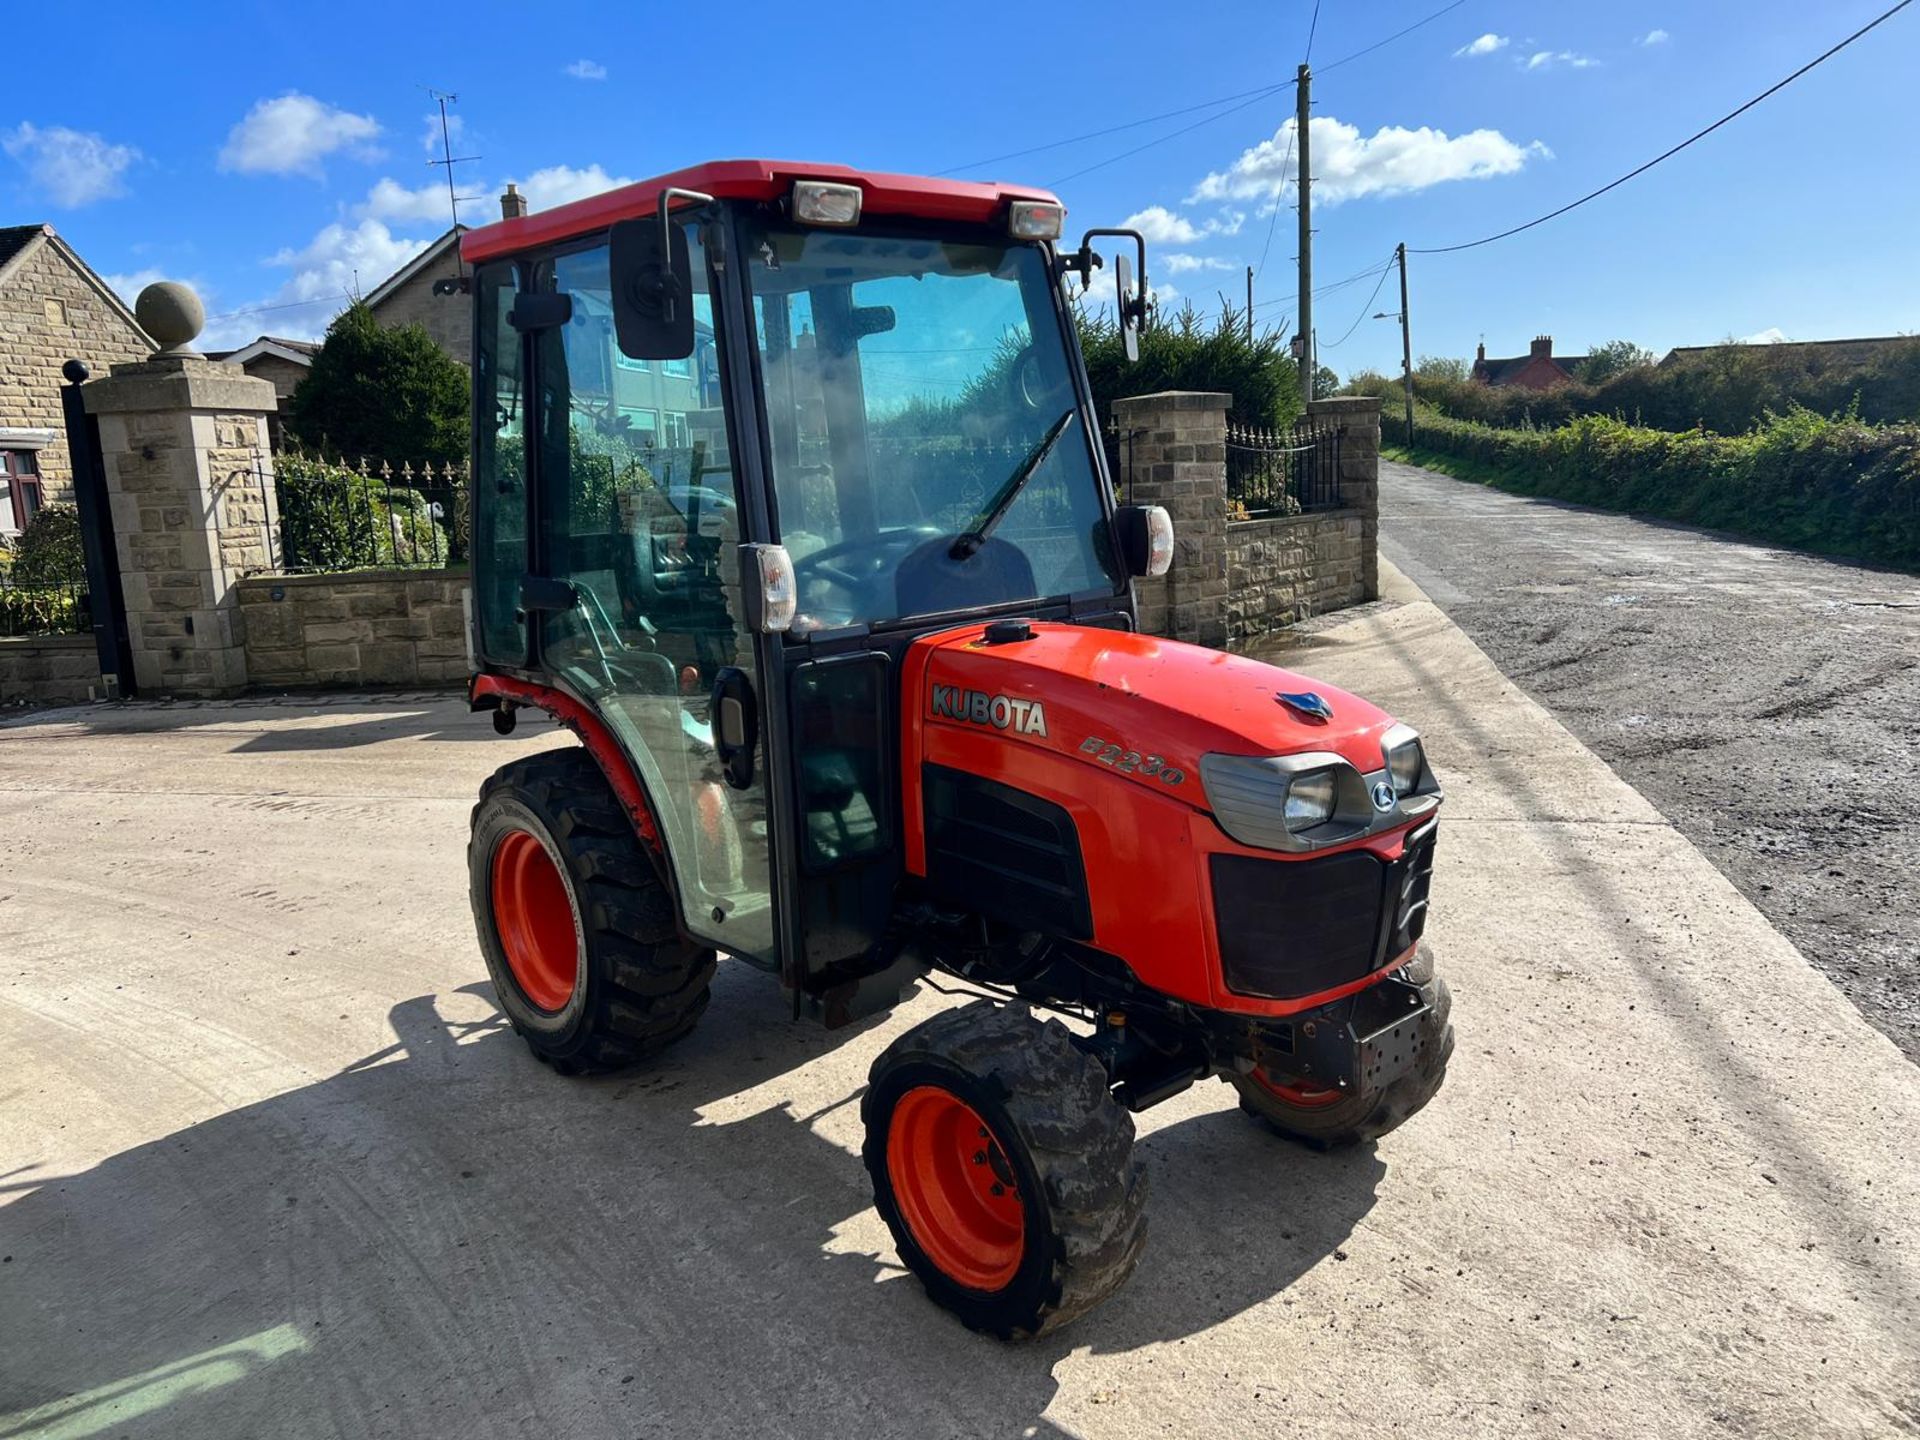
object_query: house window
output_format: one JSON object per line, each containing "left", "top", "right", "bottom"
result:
{"left": 662, "top": 354, "right": 692, "bottom": 379}
{"left": 664, "top": 411, "right": 689, "bottom": 448}
{"left": 615, "top": 352, "right": 651, "bottom": 373}
{"left": 618, "top": 407, "right": 660, "bottom": 447}
{"left": 2, "top": 450, "right": 44, "bottom": 535}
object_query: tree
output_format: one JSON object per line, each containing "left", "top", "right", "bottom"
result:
{"left": 1415, "top": 355, "right": 1470, "bottom": 383}
{"left": 1075, "top": 300, "right": 1302, "bottom": 429}
{"left": 1577, "top": 339, "right": 1656, "bottom": 385}
{"left": 287, "top": 302, "right": 470, "bottom": 465}
{"left": 11, "top": 504, "right": 85, "bottom": 583}
{"left": 1312, "top": 365, "right": 1340, "bottom": 400}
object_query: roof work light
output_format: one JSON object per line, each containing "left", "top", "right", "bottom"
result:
{"left": 792, "top": 181, "right": 862, "bottom": 226}
{"left": 1008, "top": 201, "right": 1065, "bottom": 240}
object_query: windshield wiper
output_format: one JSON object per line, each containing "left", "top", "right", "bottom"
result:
{"left": 949, "top": 408, "right": 1078, "bottom": 560}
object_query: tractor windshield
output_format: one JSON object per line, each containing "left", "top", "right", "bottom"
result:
{"left": 745, "top": 223, "right": 1121, "bottom": 632}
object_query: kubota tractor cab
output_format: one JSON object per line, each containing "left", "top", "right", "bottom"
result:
{"left": 456, "top": 160, "right": 1452, "bottom": 1338}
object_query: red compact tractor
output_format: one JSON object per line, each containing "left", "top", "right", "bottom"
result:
{"left": 454, "top": 161, "right": 1451, "bottom": 1338}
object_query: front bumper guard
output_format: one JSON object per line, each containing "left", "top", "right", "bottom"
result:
{"left": 1261, "top": 972, "right": 1436, "bottom": 1097}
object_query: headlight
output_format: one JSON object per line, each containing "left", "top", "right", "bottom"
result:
{"left": 1387, "top": 738, "right": 1424, "bottom": 796}
{"left": 1200, "top": 752, "right": 1353, "bottom": 849}
{"left": 1283, "top": 770, "right": 1337, "bottom": 830}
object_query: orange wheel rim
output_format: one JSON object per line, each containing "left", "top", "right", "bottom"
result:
{"left": 886, "top": 1086, "right": 1026, "bottom": 1291}
{"left": 490, "top": 829, "right": 578, "bottom": 1012}
{"left": 1255, "top": 1070, "right": 1346, "bottom": 1109}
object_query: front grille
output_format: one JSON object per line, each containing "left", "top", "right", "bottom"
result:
{"left": 1211, "top": 820, "right": 1439, "bottom": 1001}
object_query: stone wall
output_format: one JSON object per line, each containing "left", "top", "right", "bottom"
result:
{"left": 0, "top": 633, "right": 101, "bottom": 707}
{"left": 370, "top": 258, "right": 471, "bottom": 368}
{"left": 237, "top": 569, "right": 471, "bottom": 688}
{"left": 1223, "top": 509, "right": 1367, "bottom": 644}
{"left": 0, "top": 231, "right": 153, "bottom": 499}
{"left": 1118, "top": 390, "right": 1381, "bottom": 647}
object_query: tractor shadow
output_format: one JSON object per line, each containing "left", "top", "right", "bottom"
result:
{"left": 0, "top": 963, "right": 1381, "bottom": 1440}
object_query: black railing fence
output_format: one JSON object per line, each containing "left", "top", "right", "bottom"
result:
{"left": 0, "top": 577, "right": 90, "bottom": 637}
{"left": 1225, "top": 419, "right": 1345, "bottom": 518}
{"left": 268, "top": 453, "right": 470, "bottom": 574}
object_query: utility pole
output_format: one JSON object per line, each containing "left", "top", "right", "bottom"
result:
{"left": 1295, "top": 62, "right": 1313, "bottom": 402}
{"left": 1396, "top": 242, "right": 1414, "bottom": 442}
{"left": 1245, "top": 266, "right": 1254, "bottom": 340}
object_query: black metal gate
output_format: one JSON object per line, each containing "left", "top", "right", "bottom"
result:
{"left": 59, "top": 360, "right": 134, "bottom": 698}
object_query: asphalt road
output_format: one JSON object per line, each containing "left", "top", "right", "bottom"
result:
{"left": 1378, "top": 458, "right": 1920, "bottom": 1062}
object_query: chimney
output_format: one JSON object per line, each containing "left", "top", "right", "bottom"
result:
{"left": 1475, "top": 342, "right": 1486, "bottom": 364}
{"left": 500, "top": 183, "right": 528, "bottom": 221}
{"left": 1530, "top": 334, "right": 1552, "bottom": 359}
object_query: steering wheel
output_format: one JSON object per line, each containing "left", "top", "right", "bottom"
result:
{"left": 792, "top": 527, "right": 939, "bottom": 621}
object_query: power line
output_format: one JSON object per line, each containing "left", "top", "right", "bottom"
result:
{"left": 206, "top": 291, "right": 353, "bottom": 323}
{"left": 1321, "top": 257, "right": 1396, "bottom": 349}
{"left": 1317, "top": 0, "right": 1468, "bottom": 74}
{"left": 932, "top": 83, "right": 1292, "bottom": 178}
{"left": 1252, "top": 127, "right": 1295, "bottom": 280}
{"left": 1411, "top": 0, "right": 1913, "bottom": 255}
{"left": 1046, "top": 86, "right": 1287, "bottom": 187}
{"left": 972, "top": 0, "right": 1471, "bottom": 188}
{"left": 1304, "top": 0, "right": 1323, "bottom": 63}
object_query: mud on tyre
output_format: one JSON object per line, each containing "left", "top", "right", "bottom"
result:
{"left": 470, "top": 747, "right": 715, "bottom": 1074}
{"left": 862, "top": 1002, "right": 1148, "bottom": 1340}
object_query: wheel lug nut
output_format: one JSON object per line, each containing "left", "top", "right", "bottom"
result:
{"left": 973, "top": 1151, "right": 986, "bottom": 1164}
{"left": 990, "top": 1183, "right": 1005, "bottom": 1196}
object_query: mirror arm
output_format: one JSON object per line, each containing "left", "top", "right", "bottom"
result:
{"left": 655, "top": 187, "right": 717, "bottom": 322}
{"left": 1074, "top": 227, "right": 1149, "bottom": 323}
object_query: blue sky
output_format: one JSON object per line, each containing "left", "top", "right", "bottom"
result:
{"left": 4, "top": 0, "right": 1914, "bottom": 376}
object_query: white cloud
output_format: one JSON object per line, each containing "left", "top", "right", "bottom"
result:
{"left": 1640, "top": 28, "right": 1670, "bottom": 46}
{"left": 1523, "top": 50, "right": 1600, "bottom": 71}
{"left": 1191, "top": 115, "right": 1548, "bottom": 208}
{"left": 2, "top": 123, "right": 140, "bottom": 207}
{"left": 101, "top": 268, "right": 169, "bottom": 306}
{"left": 509, "top": 163, "right": 637, "bottom": 210}
{"left": 1161, "top": 253, "right": 1234, "bottom": 275}
{"left": 1740, "top": 327, "right": 1788, "bottom": 345}
{"left": 219, "top": 94, "right": 382, "bottom": 177}
{"left": 1453, "top": 33, "right": 1509, "bottom": 57}
{"left": 359, "top": 177, "right": 466, "bottom": 227}
{"left": 563, "top": 59, "right": 608, "bottom": 81}
{"left": 420, "top": 111, "right": 466, "bottom": 154}
{"left": 1119, "top": 205, "right": 1202, "bottom": 244}
{"left": 268, "top": 218, "right": 430, "bottom": 306}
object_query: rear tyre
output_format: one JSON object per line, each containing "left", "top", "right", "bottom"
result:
{"left": 470, "top": 748, "right": 715, "bottom": 1075}
{"left": 862, "top": 1002, "right": 1147, "bottom": 1340}
{"left": 1232, "top": 942, "right": 1454, "bottom": 1149}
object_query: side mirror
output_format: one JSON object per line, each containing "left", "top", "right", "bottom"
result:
{"left": 610, "top": 186, "right": 713, "bottom": 361}
{"left": 1065, "top": 228, "right": 1149, "bottom": 363}
{"left": 1113, "top": 504, "right": 1174, "bottom": 578}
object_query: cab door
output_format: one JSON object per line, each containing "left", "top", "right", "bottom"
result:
{"left": 495, "top": 229, "right": 779, "bottom": 966}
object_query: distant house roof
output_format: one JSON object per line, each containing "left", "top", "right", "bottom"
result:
{"left": 364, "top": 227, "right": 466, "bottom": 311}
{"left": 0, "top": 223, "right": 150, "bottom": 342}
{"left": 1660, "top": 335, "right": 1917, "bottom": 367}
{"left": 211, "top": 335, "right": 321, "bottom": 367}
{"left": 1471, "top": 336, "right": 1588, "bottom": 388}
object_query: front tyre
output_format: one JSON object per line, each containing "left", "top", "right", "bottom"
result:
{"left": 862, "top": 1003, "right": 1147, "bottom": 1340}
{"left": 470, "top": 748, "right": 715, "bottom": 1074}
{"left": 1233, "top": 942, "right": 1454, "bottom": 1149}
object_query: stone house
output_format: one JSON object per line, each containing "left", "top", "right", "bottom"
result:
{"left": 209, "top": 335, "right": 318, "bottom": 448}
{"left": 0, "top": 223, "right": 152, "bottom": 536}
{"left": 1471, "top": 335, "right": 1587, "bottom": 390}
{"left": 364, "top": 227, "right": 470, "bottom": 365}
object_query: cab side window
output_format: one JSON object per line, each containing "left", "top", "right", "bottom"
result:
{"left": 473, "top": 264, "right": 527, "bottom": 662}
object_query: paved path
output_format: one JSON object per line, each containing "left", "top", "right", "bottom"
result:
{"left": 1378, "top": 459, "right": 1920, "bottom": 1061}
{"left": 2, "top": 610, "right": 1917, "bottom": 1437}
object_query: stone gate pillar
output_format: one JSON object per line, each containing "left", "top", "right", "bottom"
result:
{"left": 1306, "top": 395, "right": 1382, "bottom": 600}
{"left": 81, "top": 282, "right": 277, "bottom": 696}
{"left": 1110, "top": 390, "right": 1230, "bottom": 646}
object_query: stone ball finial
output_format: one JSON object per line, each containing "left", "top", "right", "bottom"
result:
{"left": 135, "top": 281, "right": 206, "bottom": 357}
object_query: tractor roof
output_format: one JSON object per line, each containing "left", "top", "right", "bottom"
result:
{"left": 460, "top": 160, "right": 1061, "bottom": 265}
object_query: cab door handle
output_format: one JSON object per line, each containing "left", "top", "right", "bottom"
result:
{"left": 710, "top": 667, "right": 758, "bottom": 790}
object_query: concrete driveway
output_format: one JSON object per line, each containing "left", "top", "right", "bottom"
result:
{"left": 2, "top": 576, "right": 1916, "bottom": 1439}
